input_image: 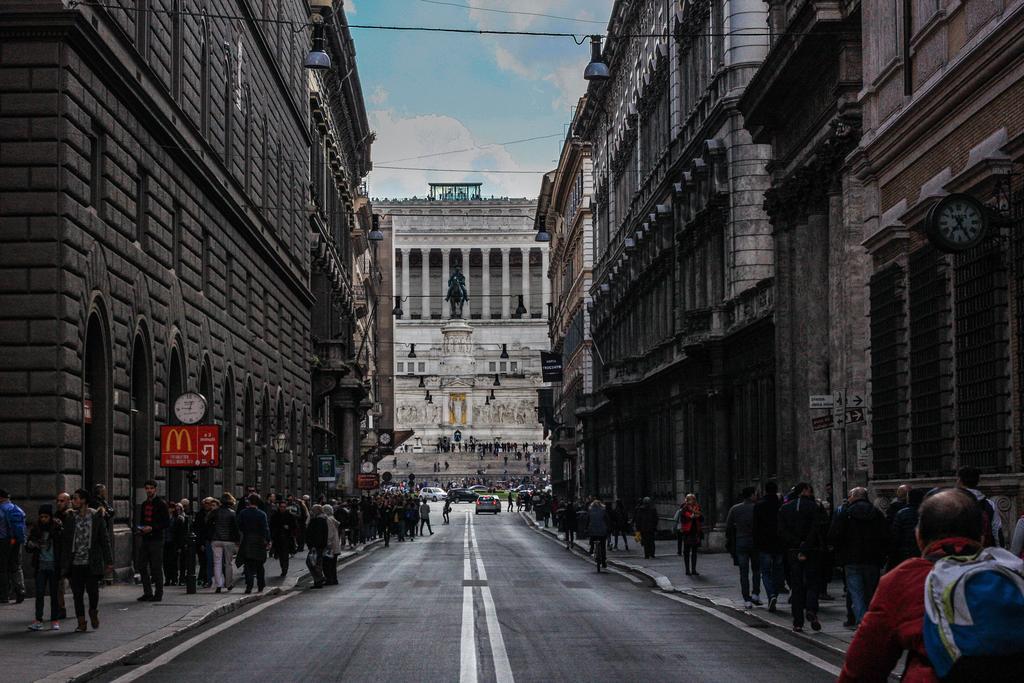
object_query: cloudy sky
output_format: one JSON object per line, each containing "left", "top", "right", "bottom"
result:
{"left": 344, "top": 0, "right": 615, "bottom": 199}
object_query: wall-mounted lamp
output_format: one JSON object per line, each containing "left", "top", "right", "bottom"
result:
{"left": 408, "top": 344, "right": 416, "bottom": 359}
{"left": 368, "top": 214, "right": 384, "bottom": 241}
{"left": 514, "top": 294, "right": 527, "bottom": 318}
{"left": 535, "top": 215, "right": 551, "bottom": 242}
{"left": 583, "top": 35, "right": 610, "bottom": 82}
{"left": 417, "top": 375, "right": 426, "bottom": 388}
{"left": 493, "top": 373, "right": 501, "bottom": 387}
{"left": 499, "top": 343, "right": 509, "bottom": 359}
{"left": 304, "top": 19, "right": 331, "bottom": 71}
{"left": 392, "top": 295, "right": 404, "bottom": 317}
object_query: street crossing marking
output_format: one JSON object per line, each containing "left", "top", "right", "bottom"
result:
{"left": 461, "top": 516, "right": 478, "bottom": 683}
{"left": 654, "top": 591, "right": 842, "bottom": 677}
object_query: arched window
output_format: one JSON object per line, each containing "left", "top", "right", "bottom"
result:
{"left": 171, "top": 0, "right": 183, "bottom": 100}
{"left": 200, "top": 10, "right": 211, "bottom": 138}
{"left": 130, "top": 329, "right": 154, "bottom": 520}
{"left": 243, "top": 380, "right": 255, "bottom": 490}
{"left": 83, "top": 309, "right": 113, "bottom": 501}
{"left": 199, "top": 358, "right": 214, "bottom": 494}
{"left": 222, "top": 368, "right": 236, "bottom": 496}
{"left": 166, "top": 344, "right": 187, "bottom": 501}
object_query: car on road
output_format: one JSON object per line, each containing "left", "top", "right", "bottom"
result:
{"left": 469, "top": 485, "right": 490, "bottom": 493}
{"left": 418, "top": 487, "right": 447, "bottom": 502}
{"left": 448, "top": 488, "right": 479, "bottom": 503}
{"left": 475, "top": 495, "right": 501, "bottom": 514}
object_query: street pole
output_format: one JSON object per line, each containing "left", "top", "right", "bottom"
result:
{"left": 185, "top": 469, "right": 197, "bottom": 594}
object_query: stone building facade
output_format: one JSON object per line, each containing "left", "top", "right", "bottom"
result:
{"left": 537, "top": 102, "right": 596, "bottom": 499}
{"left": 740, "top": 0, "right": 868, "bottom": 503}
{"left": 0, "top": 1, "right": 374, "bottom": 567}
{"left": 852, "top": 0, "right": 1024, "bottom": 524}
{"left": 575, "top": 0, "right": 775, "bottom": 535}
{"left": 379, "top": 188, "right": 549, "bottom": 456}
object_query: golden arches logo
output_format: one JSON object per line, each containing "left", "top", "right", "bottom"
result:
{"left": 164, "top": 428, "right": 192, "bottom": 453}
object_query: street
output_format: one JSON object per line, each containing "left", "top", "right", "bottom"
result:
{"left": 96, "top": 507, "right": 840, "bottom": 683}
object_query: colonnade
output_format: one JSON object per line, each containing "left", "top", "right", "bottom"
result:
{"left": 395, "top": 246, "right": 550, "bottom": 320}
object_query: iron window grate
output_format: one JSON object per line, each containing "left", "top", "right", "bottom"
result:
{"left": 870, "top": 264, "right": 908, "bottom": 476}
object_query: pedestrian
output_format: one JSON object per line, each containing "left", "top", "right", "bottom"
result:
{"left": 955, "top": 466, "right": 1002, "bottom": 547}
{"left": 209, "top": 494, "right": 237, "bottom": 593}
{"left": 886, "top": 484, "right": 911, "bottom": 525}
{"left": 0, "top": 488, "right": 27, "bottom": 605}
{"left": 609, "top": 500, "right": 630, "bottom": 551}
{"left": 586, "top": 498, "right": 610, "bottom": 572}
{"left": 778, "top": 482, "right": 825, "bottom": 632}
{"left": 321, "top": 504, "right": 341, "bottom": 585}
{"left": 381, "top": 499, "right": 394, "bottom": 547}
{"left": 507, "top": 491, "right": 515, "bottom": 512}
{"left": 404, "top": 500, "right": 418, "bottom": 541}
{"left": 196, "top": 497, "right": 216, "bottom": 588}
{"left": 136, "top": 479, "right": 169, "bottom": 602}
{"left": 890, "top": 487, "right": 926, "bottom": 568}
{"left": 635, "top": 497, "right": 659, "bottom": 559}
{"left": 269, "top": 499, "right": 296, "bottom": 577}
{"left": 237, "top": 494, "right": 270, "bottom": 594}
{"left": 53, "top": 491, "right": 71, "bottom": 618}
{"left": 563, "top": 500, "right": 577, "bottom": 550}
{"left": 673, "top": 494, "right": 702, "bottom": 574}
{"left": 92, "top": 483, "right": 114, "bottom": 585}
{"left": 419, "top": 499, "right": 433, "bottom": 536}
{"left": 442, "top": 498, "right": 452, "bottom": 525}
{"left": 25, "top": 504, "right": 62, "bottom": 631}
{"left": 62, "top": 489, "right": 112, "bottom": 632}
{"left": 305, "top": 504, "right": 328, "bottom": 589}
{"left": 753, "top": 481, "right": 785, "bottom": 613}
{"left": 828, "top": 487, "right": 889, "bottom": 625}
{"left": 163, "top": 502, "right": 187, "bottom": 586}
{"left": 837, "top": 488, "right": 1024, "bottom": 681}
{"left": 726, "top": 487, "right": 762, "bottom": 608}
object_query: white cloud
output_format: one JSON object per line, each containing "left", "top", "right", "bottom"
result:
{"left": 343, "top": 0, "right": 357, "bottom": 13}
{"left": 369, "top": 85, "right": 389, "bottom": 106}
{"left": 366, "top": 109, "right": 542, "bottom": 199}
{"left": 543, "top": 59, "right": 589, "bottom": 113}
{"left": 493, "top": 45, "right": 534, "bottom": 80}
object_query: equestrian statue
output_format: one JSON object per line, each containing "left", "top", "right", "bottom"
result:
{"left": 445, "top": 266, "right": 469, "bottom": 318}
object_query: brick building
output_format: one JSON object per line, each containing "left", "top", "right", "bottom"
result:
{"left": 0, "top": 0, "right": 374, "bottom": 568}
{"left": 574, "top": 0, "right": 775, "bottom": 538}
{"left": 536, "top": 100, "right": 596, "bottom": 500}
{"left": 852, "top": 0, "right": 1024, "bottom": 524}
{"left": 740, "top": 1, "right": 869, "bottom": 504}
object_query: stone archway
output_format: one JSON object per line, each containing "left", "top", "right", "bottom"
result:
{"left": 83, "top": 310, "right": 113, "bottom": 495}
{"left": 129, "top": 330, "right": 153, "bottom": 520}
{"left": 243, "top": 380, "right": 255, "bottom": 491}
{"left": 166, "top": 345, "right": 186, "bottom": 502}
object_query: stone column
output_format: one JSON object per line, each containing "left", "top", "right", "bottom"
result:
{"left": 541, "top": 247, "right": 550, "bottom": 316}
{"left": 440, "top": 248, "right": 451, "bottom": 318}
{"left": 481, "top": 248, "right": 491, "bottom": 320}
{"left": 400, "top": 248, "right": 411, "bottom": 320}
{"left": 421, "top": 249, "right": 431, "bottom": 319}
{"left": 500, "top": 247, "right": 511, "bottom": 318}
{"left": 521, "top": 247, "right": 531, "bottom": 317}
{"left": 461, "top": 247, "right": 471, "bottom": 316}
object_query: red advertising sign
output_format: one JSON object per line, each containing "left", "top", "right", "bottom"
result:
{"left": 160, "top": 425, "right": 220, "bottom": 468}
{"left": 356, "top": 473, "right": 380, "bottom": 490}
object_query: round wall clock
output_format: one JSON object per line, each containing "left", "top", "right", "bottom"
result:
{"left": 925, "top": 193, "right": 989, "bottom": 253}
{"left": 173, "top": 392, "right": 208, "bottom": 425}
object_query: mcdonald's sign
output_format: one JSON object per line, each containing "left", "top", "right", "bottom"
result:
{"left": 160, "top": 425, "right": 220, "bottom": 468}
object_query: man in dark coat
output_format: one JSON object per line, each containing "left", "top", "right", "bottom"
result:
{"left": 753, "top": 481, "right": 785, "bottom": 613}
{"left": 136, "top": 480, "right": 169, "bottom": 602}
{"left": 269, "top": 499, "right": 296, "bottom": 577}
{"left": 237, "top": 494, "right": 270, "bottom": 593}
{"left": 828, "top": 487, "right": 890, "bottom": 625}
{"left": 562, "top": 500, "right": 578, "bottom": 550}
{"left": 635, "top": 497, "right": 659, "bottom": 559}
{"left": 62, "top": 489, "right": 112, "bottom": 632}
{"left": 778, "top": 483, "right": 825, "bottom": 632}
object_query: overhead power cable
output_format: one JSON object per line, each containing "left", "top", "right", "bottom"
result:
{"left": 417, "top": 0, "right": 608, "bottom": 25}
{"left": 375, "top": 133, "right": 565, "bottom": 164}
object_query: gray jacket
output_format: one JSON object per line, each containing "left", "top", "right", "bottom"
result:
{"left": 726, "top": 500, "right": 756, "bottom": 545}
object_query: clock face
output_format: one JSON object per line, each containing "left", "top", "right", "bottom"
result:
{"left": 926, "top": 194, "right": 989, "bottom": 253}
{"left": 173, "top": 392, "right": 208, "bottom": 425}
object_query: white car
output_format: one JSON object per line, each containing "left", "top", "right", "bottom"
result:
{"left": 418, "top": 487, "right": 447, "bottom": 502}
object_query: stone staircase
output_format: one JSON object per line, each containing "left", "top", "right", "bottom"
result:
{"left": 379, "top": 448, "right": 543, "bottom": 483}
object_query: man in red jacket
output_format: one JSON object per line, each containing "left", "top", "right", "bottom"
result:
{"left": 838, "top": 488, "right": 982, "bottom": 682}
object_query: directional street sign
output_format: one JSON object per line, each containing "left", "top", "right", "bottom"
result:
{"left": 856, "top": 440, "right": 871, "bottom": 469}
{"left": 832, "top": 413, "right": 846, "bottom": 429}
{"left": 832, "top": 390, "right": 846, "bottom": 412}
{"left": 846, "top": 407, "right": 865, "bottom": 424}
{"left": 809, "top": 395, "right": 834, "bottom": 409}
{"left": 812, "top": 414, "right": 834, "bottom": 431}
{"left": 848, "top": 394, "right": 865, "bottom": 408}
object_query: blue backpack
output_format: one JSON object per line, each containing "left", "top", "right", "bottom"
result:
{"left": 923, "top": 546, "right": 1024, "bottom": 679}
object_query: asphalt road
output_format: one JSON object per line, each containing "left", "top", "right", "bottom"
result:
{"left": 100, "top": 504, "right": 842, "bottom": 682}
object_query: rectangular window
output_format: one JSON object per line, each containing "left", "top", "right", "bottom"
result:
{"left": 172, "top": 201, "right": 182, "bottom": 275}
{"left": 90, "top": 119, "right": 105, "bottom": 215}
{"left": 226, "top": 253, "right": 234, "bottom": 317}
{"left": 136, "top": 0, "right": 150, "bottom": 58}
{"left": 499, "top": 362, "right": 507, "bottom": 372}
{"left": 417, "top": 362, "right": 425, "bottom": 373}
{"left": 397, "top": 362, "right": 404, "bottom": 373}
{"left": 510, "top": 362, "right": 518, "bottom": 373}
{"left": 488, "top": 361, "right": 496, "bottom": 372}
{"left": 869, "top": 264, "right": 908, "bottom": 476}
{"left": 201, "top": 228, "right": 210, "bottom": 296}
{"left": 136, "top": 171, "right": 148, "bottom": 246}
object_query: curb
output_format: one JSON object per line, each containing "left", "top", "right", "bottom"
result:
{"left": 41, "top": 540, "right": 383, "bottom": 683}
{"left": 518, "top": 512, "right": 850, "bottom": 658}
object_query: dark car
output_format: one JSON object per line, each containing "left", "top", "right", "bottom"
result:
{"left": 448, "top": 488, "right": 479, "bottom": 503}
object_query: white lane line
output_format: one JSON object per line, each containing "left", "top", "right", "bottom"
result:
{"left": 654, "top": 591, "right": 842, "bottom": 677}
{"left": 461, "top": 513, "right": 478, "bottom": 683}
{"left": 468, "top": 511, "right": 515, "bottom": 683}
{"left": 110, "top": 591, "right": 298, "bottom": 683}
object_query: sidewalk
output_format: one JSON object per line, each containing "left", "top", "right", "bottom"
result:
{"left": 522, "top": 512, "right": 856, "bottom": 656}
{"left": 2, "top": 543, "right": 379, "bottom": 683}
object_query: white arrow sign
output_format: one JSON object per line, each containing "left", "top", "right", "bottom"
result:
{"left": 201, "top": 445, "right": 214, "bottom": 458}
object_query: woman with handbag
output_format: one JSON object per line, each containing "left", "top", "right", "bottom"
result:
{"left": 674, "top": 494, "right": 704, "bottom": 575}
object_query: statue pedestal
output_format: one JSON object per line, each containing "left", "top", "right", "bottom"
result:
{"left": 440, "top": 320, "right": 475, "bottom": 377}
